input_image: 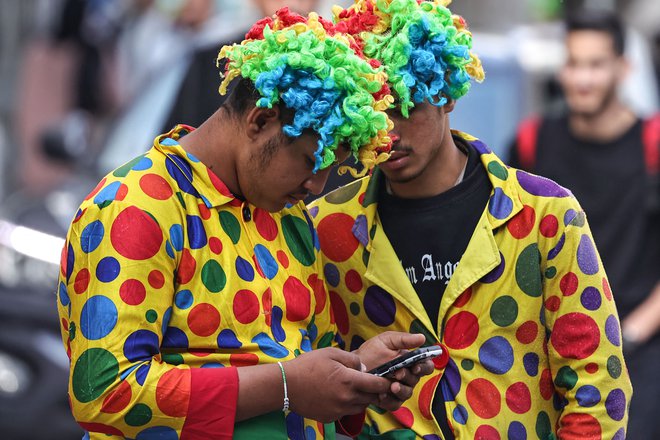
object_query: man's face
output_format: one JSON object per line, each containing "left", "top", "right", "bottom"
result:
{"left": 380, "top": 101, "right": 450, "bottom": 184}
{"left": 559, "top": 30, "right": 627, "bottom": 117}
{"left": 252, "top": 0, "right": 318, "bottom": 16}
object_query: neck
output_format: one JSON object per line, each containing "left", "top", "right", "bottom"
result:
{"left": 569, "top": 100, "right": 636, "bottom": 142}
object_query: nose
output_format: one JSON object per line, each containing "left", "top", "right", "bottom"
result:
{"left": 303, "top": 168, "right": 332, "bottom": 195}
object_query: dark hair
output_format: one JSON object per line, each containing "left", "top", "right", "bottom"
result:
{"left": 222, "top": 77, "right": 296, "bottom": 127}
{"left": 565, "top": 9, "right": 625, "bottom": 56}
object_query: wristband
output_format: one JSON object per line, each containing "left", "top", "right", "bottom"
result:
{"left": 277, "top": 361, "right": 290, "bottom": 412}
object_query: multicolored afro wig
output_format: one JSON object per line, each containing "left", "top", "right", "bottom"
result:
{"left": 333, "top": 0, "right": 485, "bottom": 117}
{"left": 218, "top": 8, "right": 394, "bottom": 177}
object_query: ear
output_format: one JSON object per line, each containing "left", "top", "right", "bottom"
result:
{"left": 245, "top": 105, "right": 282, "bottom": 141}
{"left": 443, "top": 97, "right": 456, "bottom": 114}
{"left": 616, "top": 56, "right": 631, "bottom": 82}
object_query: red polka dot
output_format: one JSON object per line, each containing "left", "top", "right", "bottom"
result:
{"left": 329, "top": 291, "right": 349, "bottom": 335}
{"left": 110, "top": 206, "right": 163, "bottom": 260}
{"left": 77, "top": 423, "right": 123, "bottom": 437}
{"left": 262, "top": 288, "right": 272, "bottom": 326}
{"left": 283, "top": 276, "right": 311, "bottom": 322}
{"left": 560, "top": 272, "right": 579, "bottom": 296}
{"left": 74, "top": 268, "right": 90, "bottom": 294}
{"left": 139, "top": 174, "right": 173, "bottom": 200}
{"left": 550, "top": 313, "right": 600, "bottom": 360}
{"left": 277, "top": 250, "right": 290, "bottom": 269}
{"left": 585, "top": 363, "right": 599, "bottom": 374}
{"left": 507, "top": 205, "right": 536, "bottom": 239}
{"left": 540, "top": 214, "right": 559, "bottom": 238}
{"left": 115, "top": 184, "right": 128, "bottom": 201}
{"left": 254, "top": 208, "right": 278, "bottom": 241}
{"left": 539, "top": 368, "right": 554, "bottom": 400}
{"left": 392, "top": 407, "right": 414, "bottom": 428}
{"left": 345, "top": 269, "right": 363, "bottom": 293}
{"left": 316, "top": 213, "right": 360, "bottom": 262}
{"left": 198, "top": 203, "right": 210, "bottom": 220}
{"left": 358, "top": 192, "right": 366, "bottom": 205}
{"left": 148, "top": 270, "right": 165, "bottom": 289}
{"left": 474, "top": 425, "right": 500, "bottom": 440}
{"left": 209, "top": 237, "right": 223, "bottom": 254}
{"left": 207, "top": 169, "right": 233, "bottom": 198}
{"left": 85, "top": 177, "right": 107, "bottom": 200}
{"left": 187, "top": 303, "right": 221, "bottom": 337}
{"left": 308, "top": 274, "right": 327, "bottom": 314}
{"left": 101, "top": 380, "right": 132, "bottom": 413}
{"left": 545, "top": 295, "right": 561, "bottom": 312}
{"left": 602, "top": 278, "right": 613, "bottom": 301}
{"left": 156, "top": 369, "right": 190, "bottom": 417}
{"left": 516, "top": 321, "right": 538, "bottom": 344}
{"left": 418, "top": 374, "right": 442, "bottom": 420}
{"left": 444, "top": 311, "right": 480, "bottom": 350}
{"left": 466, "top": 379, "right": 501, "bottom": 419}
{"left": 253, "top": 254, "right": 265, "bottom": 279}
{"left": 229, "top": 353, "right": 259, "bottom": 367}
{"left": 61, "top": 318, "right": 68, "bottom": 331}
{"left": 119, "top": 279, "right": 146, "bottom": 305}
{"left": 560, "top": 413, "right": 602, "bottom": 439}
{"left": 60, "top": 244, "right": 68, "bottom": 278}
{"left": 454, "top": 287, "right": 472, "bottom": 307}
{"left": 505, "top": 382, "right": 531, "bottom": 414}
{"left": 233, "top": 290, "right": 260, "bottom": 324}
{"left": 176, "top": 249, "right": 196, "bottom": 285}
{"left": 189, "top": 350, "right": 211, "bottom": 357}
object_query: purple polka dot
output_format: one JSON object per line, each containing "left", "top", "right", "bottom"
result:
{"left": 217, "top": 329, "right": 242, "bottom": 349}
{"left": 364, "top": 285, "right": 396, "bottom": 326}
{"left": 80, "top": 296, "right": 118, "bottom": 340}
{"left": 564, "top": 209, "right": 577, "bottom": 226}
{"left": 161, "top": 326, "right": 188, "bottom": 349}
{"left": 488, "top": 187, "right": 514, "bottom": 219}
{"left": 135, "top": 363, "right": 150, "bottom": 385}
{"left": 470, "top": 140, "right": 491, "bottom": 155}
{"left": 124, "top": 330, "right": 160, "bottom": 362}
{"left": 613, "top": 428, "right": 625, "bottom": 440}
{"left": 479, "top": 336, "right": 514, "bottom": 374}
{"left": 580, "top": 287, "right": 602, "bottom": 311}
{"left": 576, "top": 385, "right": 600, "bottom": 407}
{"left": 235, "top": 256, "right": 255, "bottom": 282}
{"left": 308, "top": 206, "right": 319, "bottom": 218}
{"left": 186, "top": 215, "right": 207, "bottom": 249}
{"left": 349, "top": 335, "right": 366, "bottom": 351}
{"left": 323, "top": 263, "right": 340, "bottom": 287}
{"left": 577, "top": 234, "right": 600, "bottom": 275}
{"left": 517, "top": 170, "right": 571, "bottom": 197}
{"left": 441, "top": 358, "right": 461, "bottom": 401}
{"left": 605, "top": 314, "right": 621, "bottom": 346}
{"left": 548, "top": 233, "right": 565, "bottom": 260}
{"left": 481, "top": 252, "right": 505, "bottom": 283}
{"left": 423, "top": 435, "right": 441, "bottom": 440}
{"left": 353, "top": 214, "right": 369, "bottom": 247}
{"left": 605, "top": 389, "right": 626, "bottom": 421}
{"left": 96, "top": 256, "right": 120, "bottom": 282}
{"left": 508, "top": 421, "right": 526, "bottom": 440}
{"left": 523, "top": 352, "right": 539, "bottom": 377}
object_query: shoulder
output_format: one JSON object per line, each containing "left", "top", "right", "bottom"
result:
{"left": 307, "top": 176, "right": 371, "bottom": 222}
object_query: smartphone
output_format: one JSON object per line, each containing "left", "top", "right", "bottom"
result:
{"left": 368, "top": 346, "right": 443, "bottom": 377}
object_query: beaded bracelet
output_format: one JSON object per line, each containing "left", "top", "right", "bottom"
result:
{"left": 277, "top": 361, "right": 290, "bottom": 412}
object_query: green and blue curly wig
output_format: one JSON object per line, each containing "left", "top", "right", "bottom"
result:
{"left": 218, "top": 8, "right": 394, "bottom": 177}
{"left": 332, "top": 0, "right": 485, "bottom": 117}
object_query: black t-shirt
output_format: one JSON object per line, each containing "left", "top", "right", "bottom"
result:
{"left": 378, "top": 137, "right": 492, "bottom": 439}
{"left": 509, "top": 116, "right": 660, "bottom": 319}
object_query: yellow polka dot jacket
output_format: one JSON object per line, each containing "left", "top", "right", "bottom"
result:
{"left": 56, "top": 127, "right": 342, "bottom": 439}
{"left": 308, "top": 132, "right": 633, "bottom": 439}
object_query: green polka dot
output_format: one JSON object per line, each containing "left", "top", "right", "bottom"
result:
{"left": 368, "top": 404, "right": 387, "bottom": 414}
{"left": 490, "top": 295, "right": 518, "bottom": 327}
{"left": 281, "top": 215, "right": 315, "bottom": 266}
{"left": 113, "top": 155, "right": 144, "bottom": 177}
{"left": 461, "top": 359, "right": 474, "bottom": 371}
{"left": 369, "top": 224, "right": 377, "bottom": 240}
{"left": 69, "top": 322, "right": 76, "bottom": 341}
{"left": 487, "top": 161, "right": 509, "bottom": 180}
{"left": 607, "top": 355, "right": 622, "bottom": 379}
{"left": 362, "top": 248, "right": 370, "bottom": 267}
{"left": 220, "top": 211, "right": 241, "bottom": 244}
{"left": 72, "top": 348, "right": 119, "bottom": 403}
{"left": 515, "top": 244, "right": 543, "bottom": 297}
{"left": 145, "top": 309, "right": 158, "bottom": 323}
{"left": 554, "top": 366, "right": 578, "bottom": 390}
{"left": 545, "top": 266, "right": 557, "bottom": 279}
{"left": 162, "top": 353, "right": 184, "bottom": 365}
{"left": 535, "top": 411, "right": 552, "bottom": 440}
{"left": 294, "top": 349, "right": 301, "bottom": 357}
{"left": 201, "top": 260, "right": 226, "bottom": 293}
{"left": 326, "top": 183, "right": 361, "bottom": 204}
{"left": 350, "top": 302, "right": 360, "bottom": 315}
{"left": 176, "top": 192, "right": 187, "bottom": 209}
{"left": 409, "top": 319, "right": 436, "bottom": 346}
{"left": 125, "top": 403, "right": 152, "bottom": 426}
{"left": 317, "top": 332, "right": 334, "bottom": 348}
{"left": 569, "top": 211, "right": 586, "bottom": 227}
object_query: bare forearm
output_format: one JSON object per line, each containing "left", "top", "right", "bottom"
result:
{"left": 235, "top": 363, "right": 285, "bottom": 421}
{"left": 622, "top": 281, "right": 660, "bottom": 343}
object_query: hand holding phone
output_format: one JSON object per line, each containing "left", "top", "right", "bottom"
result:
{"left": 368, "top": 346, "right": 443, "bottom": 377}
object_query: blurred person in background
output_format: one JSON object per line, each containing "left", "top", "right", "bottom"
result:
{"left": 56, "top": 9, "right": 433, "bottom": 439}
{"left": 509, "top": 9, "right": 659, "bottom": 438}
{"left": 310, "top": 0, "right": 631, "bottom": 438}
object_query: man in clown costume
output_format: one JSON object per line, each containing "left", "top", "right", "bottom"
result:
{"left": 56, "top": 8, "right": 436, "bottom": 440}
{"left": 309, "top": 1, "right": 632, "bottom": 438}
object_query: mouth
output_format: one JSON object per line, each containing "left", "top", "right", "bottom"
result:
{"left": 287, "top": 193, "right": 308, "bottom": 204}
{"left": 381, "top": 149, "right": 411, "bottom": 171}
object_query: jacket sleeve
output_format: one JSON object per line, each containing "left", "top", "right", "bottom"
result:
{"left": 542, "top": 202, "right": 632, "bottom": 439}
{"left": 56, "top": 200, "right": 238, "bottom": 440}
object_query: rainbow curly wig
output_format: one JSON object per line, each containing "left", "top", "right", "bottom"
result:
{"left": 333, "top": 0, "right": 485, "bottom": 117}
{"left": 218, "top": 8, "right": 393, "bottom": 176}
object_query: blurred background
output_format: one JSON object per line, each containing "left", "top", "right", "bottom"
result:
{"left": 0, "top": 0, "right": 657, "bottom": 438}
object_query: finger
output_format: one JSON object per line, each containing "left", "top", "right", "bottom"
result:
{"left": 348, "top": 369, "right": 392, "bottom": 394}
{"left": 412, "top": 359, "right": 435, "bottom": 377}
{"left": 381, "top": 332, "right": 426, "bottom": 351}
{"left": 328, "top": 348, "right": 363, "bottom": 371}
{"left": 390, "top": 382, "right": 413, "bottom": 402}
{"left": 392, "top": 367, "right": 421, "bottom": 387}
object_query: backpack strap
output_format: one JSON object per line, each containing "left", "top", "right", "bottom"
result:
{"left": 516, "top": 117, "right": 541, "bottom": 171}
{"left": 642, "top": 113, "right": 660, "bottom": 176}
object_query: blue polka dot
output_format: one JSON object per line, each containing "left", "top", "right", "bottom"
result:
{"left": 252, "top": 333, "right": 288, "bottom": 358}
{"left": 165, "top": 241, "right": 175, "bottom": 259}
{"left": 169, "top": 224, "right": 183, "bottom": 251}
{"left": 135, "top": 363, "right": 150, "bottom": 386}
{"left": 201, "top": 362, "right": 224, "bottom": 368}
{"left": 80, "top": 296, "right": 118, "bottom": 340}
{"left": 564, "top": 209, "right": 577, "bottom": 226}
{"left": 161, "top": 307, "right": 172, "bottom": 336}
{"left": 299, "top": 329, "right": 312, "bottom": 352}
{"left": 452, "top": 404, "right": 468, "bottom": 425}
{"left": 285, "top": 412, "right": 305, "bottom": 440}
{"left": 186, "top": 152, "right": 201, "bottom": 163}
{"left": 96, "top": 256, "right": 120, "bottom": 283}
{"left": 523, "top": 352, "right": 539, "bottom": 377}
{"left": 217, "top": 329, "right": 242, "bottom": 349}
{"left": 305, "top": 427, "right": 316, "bottom": 440}
{"left": 508, "top": 421, "right": 527, "bottom": 440}
{"left": 124, "top": 330, "right": 160, "bottom": 362}
{"left": 93, "top": 181, "right": 121, "bottom": 205}
{"left": 442, "top": 358, "right": 461, "bottom": 402}
{"left": 254, "top": 244, "right": 278, "bottom": 280}
{"left": 488, "top": 187, "right": 514, "bottom": 219}
{"left": 349, "top": 335, "right": 366, "bottom": 351}
{"left": 66, "top": 243, "right": 75, "bottom": 282}
{"left": 160, "top": 138, "right": 178, "bottom": 146}
{"left": 162, "top": 326, "right": 189, "bottom": 349}
{"left": 576, "top": 385, "right": 600, "bottom": 407}
{"left": 235, "top": 256, "right": 255, "bottom": 282}
{"left": 58, "top": 281, "right": 70, "bottom": 307}
{"left": 186, "top": 215, "right": 207, "bottom": 249}
{"left": 272, "top": 306, "right": 286, "bottom": 342}
{"left": 135, "top": 426, "right": 178, "bottom": 440}
{"left": 174, "top": 290, "right": 193, "bottom": 309}
{"left": 165, "top": 154, "right": 199, "bottom": 197}
{"left": 80, "top": 220, "right": 104, "bottom": 253}
{"left": 323, "top": 263, "right": 340, "bottom": 287}
{"left": 132, "top": 156, "right": 153, "bottom": 171}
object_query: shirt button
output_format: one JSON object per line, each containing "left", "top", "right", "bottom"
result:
{"left": 242, "top": 206, "right": 251, "bottom": 222}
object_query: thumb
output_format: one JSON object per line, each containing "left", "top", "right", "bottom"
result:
{"left": 382, "top": 332, "right": 426, "bottom": 351}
